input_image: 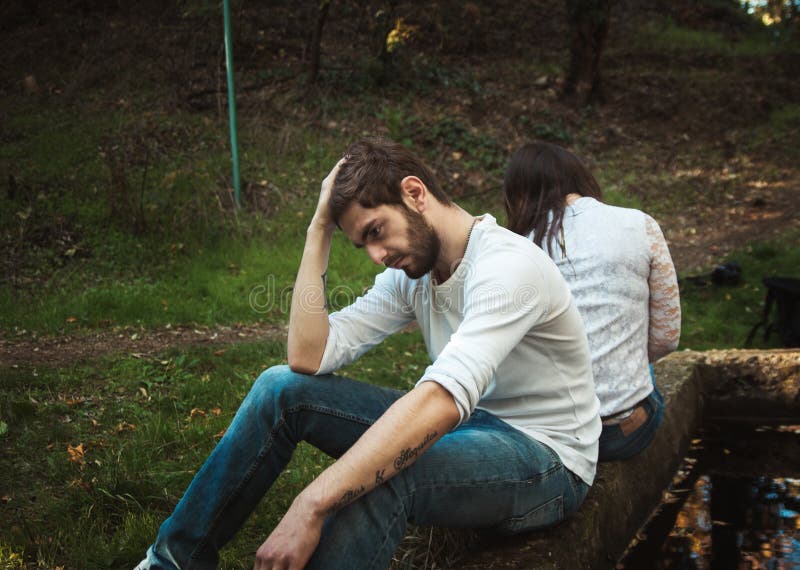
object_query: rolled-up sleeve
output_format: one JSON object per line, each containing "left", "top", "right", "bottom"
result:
{"left": 416, "top": 249, "right": 553, "bottom": 422}
{"left": 316, "top": 270, "right": 415, "bottom": 375}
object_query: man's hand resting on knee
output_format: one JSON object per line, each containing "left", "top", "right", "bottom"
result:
{"left": 254, "top": 494, "right": 324, "bottom": 570}
{"left": 254, "top": 382, "right": 459, "bottom": 569}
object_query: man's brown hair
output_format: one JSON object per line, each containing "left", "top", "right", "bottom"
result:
{"left": 330, "top": 138, "right": 451, "bottom": 224}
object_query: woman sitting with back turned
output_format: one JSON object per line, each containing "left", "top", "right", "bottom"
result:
{"left": 503, "top": 142, "right": 681, "bottom": 461}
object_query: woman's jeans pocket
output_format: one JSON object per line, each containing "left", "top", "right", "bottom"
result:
{"left": 599, "top": 386, "right": 665, "bottom": 461}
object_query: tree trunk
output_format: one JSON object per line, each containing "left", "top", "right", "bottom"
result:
{"left": 309, "top": 0, "right": 331, "bottom": 84}
{"left": 562, "top": 0, "right": 610, "bottom": 105}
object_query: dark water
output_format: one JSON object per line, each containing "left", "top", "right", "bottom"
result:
{"left": 619, "top": 425, "right": 800, "bottom": 569}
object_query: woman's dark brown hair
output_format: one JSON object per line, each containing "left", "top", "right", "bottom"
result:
{"left": 503, "top": 142, "right": 602, "bottom": 253}
{"left": 330, "top": 138, "right": 451, "bottom": 224}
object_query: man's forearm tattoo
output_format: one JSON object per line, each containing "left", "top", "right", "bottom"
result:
{"left": 328, "top": 484, "right": 366, "bottom": 514}
{"left": 325, "top": 432, "right": 437, "bottom": 514}
{"left": 393, "top": 431, "right": 438, "bottom": 471}
{"left": 321, "top": 270, "right": 328, "bottom": 309}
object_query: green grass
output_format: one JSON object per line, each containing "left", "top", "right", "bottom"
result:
{"left": 0, "top": 93, "right": 519, "bottom": 335}
{"left": 768, "top": 103, "right": 800, "bottom": 129}
{"left": 0, "top": 224, "right": 381, "bottom": 333}
{"left": 747, "top": 103, "right": 800, "bottom": 156}
{"left": 0, "top": 333, "right": 430, "bottom": 569}
{"left": 633, "top": 12, "right": 800, "bottom": 57}
{"left": 0, "top": 99, "right": 380, "bottom": 333}
{"left": 594, "top": 169, "right": 646, "bottom": 211}
{"left": 633, "top": 17, "right": 798, "bottom": 57}
{"left": 678, "top": 232, "right": 800, "bottom": 350}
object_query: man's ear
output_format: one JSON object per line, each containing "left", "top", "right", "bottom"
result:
{"left": 400, "top": 176, "right": 427, "bottom": 213}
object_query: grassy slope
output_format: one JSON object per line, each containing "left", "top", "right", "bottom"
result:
{"left": 0, "top": 334, "right": 431, "bottom": 568}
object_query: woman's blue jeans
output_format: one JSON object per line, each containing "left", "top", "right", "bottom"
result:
{"left": 598, "top": 365, "right": 665, "bottom": 461}
{"left": 138, "top": 365, "right": 588, "bottom": 570}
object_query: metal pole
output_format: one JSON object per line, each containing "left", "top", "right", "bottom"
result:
{"left": 223, "top": 0, "right": 242, "bottom": 208}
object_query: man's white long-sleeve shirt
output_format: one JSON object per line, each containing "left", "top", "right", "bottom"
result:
{"left": 316, "top": 214, "right": 601, "bottom": 485}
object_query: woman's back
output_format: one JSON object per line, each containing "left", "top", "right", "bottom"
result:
{"left": 504, "top": 140, "right": 680, "bottom": 459}
{"left": 537, "top": 197, "right": 679, "bottom": 417}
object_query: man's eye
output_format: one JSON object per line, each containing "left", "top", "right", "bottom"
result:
{"left": 370, "top": 226, "right": 381, "bottom": 238}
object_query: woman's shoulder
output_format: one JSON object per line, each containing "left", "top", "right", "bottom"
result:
{"left": 573, "top": 198, "right": 651, "bottom": 226}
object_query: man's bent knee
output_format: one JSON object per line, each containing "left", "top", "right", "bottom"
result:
{"left": 248, "top": 365, "right": 323, "bottom": 409}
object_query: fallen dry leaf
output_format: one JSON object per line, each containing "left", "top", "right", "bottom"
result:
{"left": 116, "top": 421, "right": 136, "bottom": 433}
{"left": 189, "top": 408, "right": 206, "bottom": 419}
{"left": 67, "top": 443, "right": 86, "bottom": 465}
{"left": 68, "top": 478, "right": 92, "bottom": 491}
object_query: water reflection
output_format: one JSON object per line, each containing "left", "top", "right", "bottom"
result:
{"left": 619, "top": 425, "right": 800, "bottom": 569}
{"left": 653, "top": 475, "right": 799, "bottom": 568}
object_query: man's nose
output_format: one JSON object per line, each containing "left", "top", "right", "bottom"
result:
{"left": 365, "top": 243, "right": 386, "bottom": 265}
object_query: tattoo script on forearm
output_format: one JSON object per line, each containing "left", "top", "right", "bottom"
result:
{"left": 324, "top": 431, "right": 439, "bottom": 515}
{"left": 393, "top": 431, "right": 438, "bottom": 471}
{"left": 327, "top": 484, "right": 366, "bottom": 514}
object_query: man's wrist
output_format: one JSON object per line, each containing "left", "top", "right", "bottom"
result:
{"left": 294, "top": 487, "right": 328, "bottom": 520}
{"left": 308, "top": 216, "right": 335, "bottom": 237}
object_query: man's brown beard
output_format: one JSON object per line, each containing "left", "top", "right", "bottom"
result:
{"left": 399, "top": 205, "right": 441, "bottom": 279}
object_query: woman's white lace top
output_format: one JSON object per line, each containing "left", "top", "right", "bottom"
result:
{"left": 531, "top": 197, "right": 681, "bottom": 417}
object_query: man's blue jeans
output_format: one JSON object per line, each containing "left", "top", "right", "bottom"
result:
{"left": 137, "top": 365, "right": 589, "bottom": 569}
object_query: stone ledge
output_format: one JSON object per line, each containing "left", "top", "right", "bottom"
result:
{"left": 702, "top": 349, "right": 800, "bottom": 421}
{"left": 426, "top": 349, "right": 800, "bottom": 569}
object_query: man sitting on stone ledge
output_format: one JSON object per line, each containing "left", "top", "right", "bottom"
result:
{"left": 135, "top": 138, "right": 601, "bottom": 570}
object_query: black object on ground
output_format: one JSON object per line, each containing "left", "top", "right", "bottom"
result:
{"left": 680, "top": 261, "right": 743, "bottom": 288}
{"left": 745, "top": 277, "right": 800, "bottom": 348}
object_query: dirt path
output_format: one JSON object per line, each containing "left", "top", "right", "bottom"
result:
{"left": 665, "top": 169, "right": 800, "bottom": 273}
{"left": 0, "top": 322, "right": 286, "bottom": 368}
